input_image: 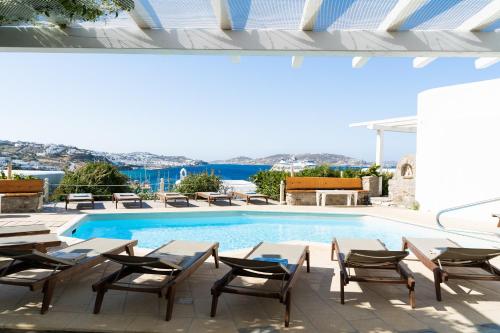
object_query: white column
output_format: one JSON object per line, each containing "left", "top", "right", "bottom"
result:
{"left": 43, "top": 178, "right": 50, "bottom": 203}
{"left": 375, "top": 129, "right": 384, "bottom": 167}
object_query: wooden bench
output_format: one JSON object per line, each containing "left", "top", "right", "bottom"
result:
{"left": 0, "top": 179, "right": 44, "bottom": 213}
{"left": 285, "top": 177, "right": 367, "bottom": 206}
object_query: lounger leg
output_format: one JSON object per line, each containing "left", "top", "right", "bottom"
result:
{"left": 408, "top": 278, "right": 416, "bottom": 309}
{"left": 433, "top": 268, "right": 442, "bottom": 301}
{"left": 340, "top": 271, "right": 345, "bottom": 304}
{"left": 41, "top": 280, "right": 56, "bottom": 314}
{"left": 165, "top": 285, "right": 176, "bottom": 321}
{"left": 306, "top": 251, "right": 311, "bottom": 273}
{"left": 210, "top": 292, "right": 219, "bottom": 317}
{"left": 212, "top": 248, "right": 220, "bottom": 269}
{"left": 186, "top": 198, "right": 189, "bottom": 207}
{"left": 93, "top": 288, "right": 107, "bottom": 314}
{"left": 284, "top": 290, "right": 291, "bottom": 327}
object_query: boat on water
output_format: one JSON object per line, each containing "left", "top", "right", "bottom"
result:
{"left": 271, "top": 157, "right": 317, "bottom": 172}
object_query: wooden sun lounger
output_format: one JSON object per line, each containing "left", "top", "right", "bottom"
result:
{"left": 156, "top": 192, "right": 189, "bottom": 207}
{"left": 0, "top": 233, "right": 62, "bottom": 252}
{"left": 92, "top": 240, "right": 219, "bottom": 320}
{"left": 194, "top": 192, "right": 231, "bottom": 206}
{"left": 211, "top": 242, "right": 310, "bottom": 327}
{"left": 403, "top": 237, "right": 500, "bottom": 301}
{"left": 65, "top": 193, "right": 94, "bottom": 210}
{"left": 0, "top": 238, "right": 137, "bottom": 313}
{"left": 112, "top": 193, "right": 142, "bottom": 209}
{"left": 232, "top": 191, "right": 269, "bottom": 205}
{"left": 332, "top": 238, "right": 415, "bottom": 308}
{"left": 0, "top": 225, "right": 50, "bottom": 238}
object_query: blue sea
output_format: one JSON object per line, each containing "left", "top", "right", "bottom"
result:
{"left": 122, "top": 164, "right": 271, "bottom": 191}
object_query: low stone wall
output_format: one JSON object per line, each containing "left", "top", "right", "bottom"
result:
{"left": 286, "top": 192, "right": 368, "bottom": 206}
{"left": 0, "top": 195, "right": 42, "bottom": 213}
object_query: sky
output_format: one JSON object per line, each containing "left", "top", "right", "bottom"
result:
{"left": 1, "top": 53, "right": 499, "bottom": 162}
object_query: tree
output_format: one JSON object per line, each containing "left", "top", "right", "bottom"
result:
{"left": 0, "top": 0, "right": 134, "bottom": 26}
{"left": 53, "top": 162, "right": 129, "bottom": 200}
{"left": 174, "top": 173, "right": 221, "bottom": 196}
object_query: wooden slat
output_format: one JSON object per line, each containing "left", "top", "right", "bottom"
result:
{"left": 285, "top": 177, "right": 362, "bottom": 190}
{"left": 0, "top": 180, "right": 44, "bottom": 194}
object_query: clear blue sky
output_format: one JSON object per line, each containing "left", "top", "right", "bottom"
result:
{"left": 1, "top": 53, "right": 499, "bottom": 162}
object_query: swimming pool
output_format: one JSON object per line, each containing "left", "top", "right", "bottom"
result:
{"left": 63, "top": 211, "right": 495, "bottom": 251}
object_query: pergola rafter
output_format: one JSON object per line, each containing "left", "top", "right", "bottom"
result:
{"left": 352, "top": 0, "right": 427, "bottom": 69}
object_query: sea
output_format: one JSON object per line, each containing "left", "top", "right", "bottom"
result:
{"left": 122, "top": 163, "right": 367, "bottom": 192}
{"left": 122, "top": 164, "right": 271, "bottom": 191}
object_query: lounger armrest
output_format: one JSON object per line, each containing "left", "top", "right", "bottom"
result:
{"left": 219, "top": 256, "right": 291, "bottom": 275}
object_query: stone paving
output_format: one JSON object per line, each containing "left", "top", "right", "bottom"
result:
{"left": 0, "top": 201, "right": 500, "bottom": 332}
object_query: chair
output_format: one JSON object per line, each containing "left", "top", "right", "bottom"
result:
{"left": 332, "top": 238, "right": 415, "bottom": 308}
{"left": 92, "top": 240, "right": 219, "bottom": 320}
{"left": 0, "top": 225, "right": 50, "bottom": 238}
{"left": 211, "top": 242, "right": 310, "bottom": 327}
{"left": 403, "top": 237, "right": 500, "bottom": 301}
{"left": 156, "top": 192, "right": 189, "bottom": 207}
{"left": 195, "top": 192, "right": 231, "bottom": 206}
{"left": 0, "top": 238, "right": 137, "bottom": 313}
{"left": 0, "top": 233, "right": 62, "bottom": 251}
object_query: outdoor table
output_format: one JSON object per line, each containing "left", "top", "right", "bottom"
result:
{"left": 315, "top": 190, "right": 358, "bottom": 207}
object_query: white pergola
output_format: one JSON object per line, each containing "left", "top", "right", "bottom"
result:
{"left": 0, "top": 0, "right": 499, "bottom": 69}
{"left": 349, "top": 116, "right": 417, "bottom": 166}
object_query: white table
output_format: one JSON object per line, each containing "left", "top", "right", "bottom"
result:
{"left": 315, "top": 190, "right": 359, "bottom": 207}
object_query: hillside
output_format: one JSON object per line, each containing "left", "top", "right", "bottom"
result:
{"left": 0, "top": 140, "right": 205, "bottom": 170}
{"left": 212, "top": 153, "right": 368, "bottom": 166}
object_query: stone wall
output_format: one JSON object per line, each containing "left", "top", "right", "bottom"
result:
{"left": 286, "top": 191, "right": 369, "bottom": 206}
{"left": 389, "top": 155, "right": 416, "bottom": 208}
{"left": 0, "top": 195, "right": 42, "bottom": 213}
{"left": 362, "top": 176, "right": 381, "bottom": 197}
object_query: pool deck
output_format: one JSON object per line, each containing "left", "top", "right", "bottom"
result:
{"left": 0, "top": 201, "right": 500, "bottom": 333}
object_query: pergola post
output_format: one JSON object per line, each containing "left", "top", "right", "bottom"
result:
{"left": 375, "top": 129, "right": 384, "bottom": 167}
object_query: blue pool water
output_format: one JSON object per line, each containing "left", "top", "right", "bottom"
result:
{"left": 63, "top": 211, "right": 494, "bottom": 251}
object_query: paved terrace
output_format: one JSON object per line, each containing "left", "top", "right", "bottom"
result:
{"left": 0, "top": 201, "right": 499, "bottom": 333}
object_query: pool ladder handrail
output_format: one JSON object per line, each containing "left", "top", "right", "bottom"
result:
{"left": 436, "top": 196, "right": 500, "bottom": 234}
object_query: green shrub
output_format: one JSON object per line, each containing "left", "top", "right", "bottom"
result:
{"left": 381, "top": 171, "right": 393, "bottom": 196}
{"left": 174, "top": 173, "right": 221, "bottom": 196}
{"left": 52, "top": 162, "right": 130, "bottom": 200}
{"left": 295, "top": 164, "right": 341, "bottom": 177}
{"left": 250, "top": 164, "right": 385, "bottom": 200}
{"left": 251, "top": 170, "right": 288, "bottom": 200}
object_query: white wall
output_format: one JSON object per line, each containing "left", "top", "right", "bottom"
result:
{"left": 416, "top": 78, "right": 500, "bottom": 227}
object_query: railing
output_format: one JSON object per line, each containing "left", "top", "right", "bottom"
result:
{"left": 435, "top": 196, "right": 500, "bottom": 235}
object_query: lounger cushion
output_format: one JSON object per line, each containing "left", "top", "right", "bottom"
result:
{"left": 335, "top": 238, "right": 387, "bottom": 255}
{"left": 54, "top": 238, "right": 135, "bottom": 258}
{"left": 249, "top": 242, "right": 307, "bottom": 272}
{"left": 0, "top": 225, "right": 50, "bottom": 237}
{"left": 0, "top": 234, "right": 60, "bottom": 247}
{"left": 405, "top": 238, "right": 459, "bottom": 261}
{"left": 150, "top": 240, "right": 217, "bottom": 270}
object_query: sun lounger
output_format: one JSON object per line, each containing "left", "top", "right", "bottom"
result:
{"left": 211, "top": 242, "right": 310, "bottom": 327}
{"left": 0, "top": 237, "right": 137, "bottom": 313}
{"left": 112, "top": 193, "right": 142, "bottom": 209}
{"left": 195, "top": 192, "right": 231, "bottom": 206}
{"left": 232, "top": 191, "right": 269, "bottom": 205}
{"left": 0, "top": 225, "right": 50, "bottom": 238}
{"left": 65, "top": 193, "right": 94, "bottom": 210}
{"left": 403, "top": 237, "right": 500, "bottom": 301}
{"left": 92, "top": 240, "right": 219, "bottom": 320}
{"left": 0, "top": 233, "right": 62, "bottom": 251}
{"left": 332, "top": 238, "right": 415, "bottom": 308}
{"left": 156, "top": 192, "right": 189, "bottom": 207}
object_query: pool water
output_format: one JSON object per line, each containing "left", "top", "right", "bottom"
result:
{"left": 64, "top": 211, "right": 494, "bottom": 251}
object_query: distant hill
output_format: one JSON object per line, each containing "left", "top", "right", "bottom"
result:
{"left": 212, "top": 153, "right": 368, "bottom": 166}
{"left": 0, "top": 139, "right": 206, "bottom": 171}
